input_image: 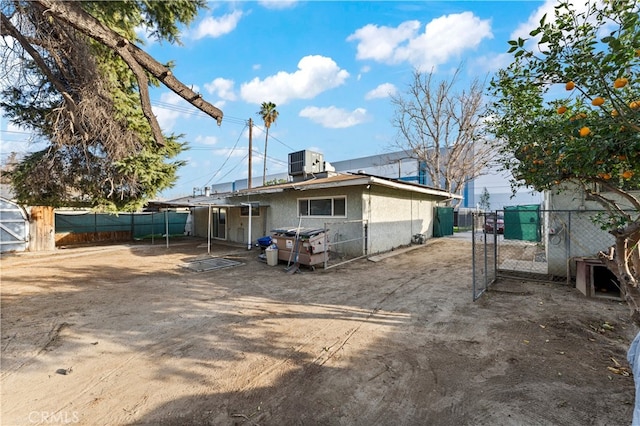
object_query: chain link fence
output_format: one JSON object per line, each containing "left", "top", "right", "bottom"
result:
{"left": 472, "top": 212, "right": 497, "bottom": 300}
{"left": 473, "top": 208, "right": 623, "bottom": 300}
{"left": 323, "top": 219, "right": 368, "bottom": 269}
{"left": 455, "top": 208, "right": 475, "bottom": 231}
{"left": 55, "top": 211, "right": 190, "bottom": 246}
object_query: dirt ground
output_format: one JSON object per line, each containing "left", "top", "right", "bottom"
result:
{"left": 1, "top": 237, "right": 638, "bottom": 425}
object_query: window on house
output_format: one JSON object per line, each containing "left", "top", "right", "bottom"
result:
{"left": 298, "top": 197, "right": 346, "bottom": 217}
{"left": 240, "top": 206, "right": 260, "bottom": 217}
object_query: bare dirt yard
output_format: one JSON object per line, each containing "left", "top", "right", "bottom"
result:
{"left": 1, "top": 237, "right": 638, "bottom": 425}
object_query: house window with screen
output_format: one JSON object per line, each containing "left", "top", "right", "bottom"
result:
{"left": 298, "top": 197, "right": 346, "bottom": 217}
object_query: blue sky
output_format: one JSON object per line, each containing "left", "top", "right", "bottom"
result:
{"left": 1, "top": 0, "right": 558, "bottom": 201}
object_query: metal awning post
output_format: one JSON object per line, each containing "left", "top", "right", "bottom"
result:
{"left": 240, "top": 203, "right": 253, "bottom": 250}
{"left": 207, "top": 204, "right": 212, "bottom": 255}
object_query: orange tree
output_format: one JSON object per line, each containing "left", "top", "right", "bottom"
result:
{"left": 487, "top": 0, "right": 640, "bottom": 309}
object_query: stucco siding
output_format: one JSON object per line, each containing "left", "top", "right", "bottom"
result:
{"left": 545, "top": 184, "right": 638, "bottom": 276}
{"left": 366, "top": 186, "right": 436, "bottom": 254}
{"left": 183, "top": 178, "right": 450, "bottom": 257}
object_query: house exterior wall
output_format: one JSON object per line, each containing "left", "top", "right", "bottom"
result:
{"left": 366, "top": 186, "right": 436, "bottom": 255}
{"left": 544, "top": 183, "right": 637, "bottom": 276}
{"left": 190, "top": 203, "right": 267, "bottom": 246}
{"left": 187, "top": 182, "right": 447, "bottom": 257}
{"left": 239, "top": 187, "right": 365, "bottom": 254}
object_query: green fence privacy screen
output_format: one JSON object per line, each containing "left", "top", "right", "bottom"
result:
{"left": 433, "top": 206, "right": 454, "bottom": 237}
{"left": 55, "top": 211, "right": 189, "bottom": 239}
{"left": 503, "top": 205, "right": 541, "bottom": 242}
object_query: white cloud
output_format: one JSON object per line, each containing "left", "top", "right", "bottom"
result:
{"left": 204, "top": 78, "right": 237, "bottom": 101}
{"left": 247, "top": 125, "right": 265, "bottom": 139}
{"left": 348, "top": 21, "right": 421, "bottom": 62}
{"left": 153, "top": 90, "right": 197, "bottom": 131}
{"left": 510, "top": 0, "right": 557, "bottom": 41}
{"left": 212, "top": 147, "right": 246, "bottom": 157}
{"left": 259, "top": 0, "right": 297, "bottom": 9}
{"left": 365, "top": 83, "right": 397, "bottom": 100}
{"left": 240, "top": 55, "right": 349, "bottom": 105}
{"left": 348, "top": 12, "right": 492, "bottom": 70}
{"left": 510, "top": 0, "right": 592, "bottom": 50}
{"left": 0, "top": 122, "right": 47, "bottom": 161}
{"left": 134, "top": 24, "right": 152, "bottom": 45}
{"left": 194, "top": 135, "right": 219, "bottom": 146}
{"left": 471, "top": 53, "right": 512, "bottom": 74}
{"left": 299, "top": 106, "right": 369, "bottom": 129}
{"left": 192, "top": 10, "right": 243, "bottom": 39}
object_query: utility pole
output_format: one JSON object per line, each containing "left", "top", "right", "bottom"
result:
{"left": 248, "top": 118, "right": 253, "bottom": 189}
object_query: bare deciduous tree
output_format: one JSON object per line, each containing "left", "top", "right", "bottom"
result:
{"left": 391, "top": 66, "right": 495, "bottom": 207}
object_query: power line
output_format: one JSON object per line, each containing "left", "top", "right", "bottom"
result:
{"left": 201, "top": 122, "right": 248, "bottom": 187}
{"left": 0, "top": 129, "right": 35, "bottom": 135}
{"left": 251, "top": 122, "right": 298, "bottom": 152}
{"left": 150, "top": 99, "right": 248, "bottom": 126}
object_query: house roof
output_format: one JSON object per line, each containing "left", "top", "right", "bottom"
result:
{"left": 233, "top": 172, "right": 462, "bottom": 200}
{"left": 149, "top": 172, "right": 460, "bottom": 209}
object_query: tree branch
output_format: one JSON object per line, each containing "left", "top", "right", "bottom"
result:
{"left": 33, "top": 0, "right": 223, "bottom": 145}
{"left": 0, "top": 11, "right": 89, "bottom": 140}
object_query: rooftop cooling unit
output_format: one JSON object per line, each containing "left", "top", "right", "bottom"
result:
{"left": 288, "top": 150, "right": 324, "bottom": 176}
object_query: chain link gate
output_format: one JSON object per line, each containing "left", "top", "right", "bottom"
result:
{"left": 472, "top": 212, "right": 497, "bottom": 300}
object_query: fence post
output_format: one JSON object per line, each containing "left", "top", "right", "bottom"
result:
{"left": 165, "top": 210, "right": 169, "bottom": 248}
{"left": 567, "top": 211, "right": 572, "bottom": 261}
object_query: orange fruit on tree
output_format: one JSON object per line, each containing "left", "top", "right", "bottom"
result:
{"left": 557, "top": 106, "right": 567, "bottom": 114}
{"left": 565, "top": 81, "right": 575, "bottom": 90}
{"left": 592, "top": 97, "right": 605, "bottom": 106}
{"left": 614, "top": 77, "right": 628, "bottom": 88}
{"left": 618, "top": 155, "right": 627, "bottom": 161}
{"left": 603, "top": 173, "right": 612, "bottom": 180}
{"left": 579, "top": 127, "right": 591, "bottom": 137}
{"left": 622, "top": 170, "right": 634, "bottom": 179}
{"left": 630, "top": 101, "right": 640, "bottom": 109}
{"left": 611, "top": 109, "right": 619, "bottom": 117}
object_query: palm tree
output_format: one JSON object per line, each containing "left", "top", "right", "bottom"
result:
{"left": 257, "top": 101, "right": 279, "bottom": 186}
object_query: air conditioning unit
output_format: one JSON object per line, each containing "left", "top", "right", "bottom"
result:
{"left": 288, "top": 150, "right": 324, "bottom": 176}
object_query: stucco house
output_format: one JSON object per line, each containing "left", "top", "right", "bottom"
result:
{"left": 161, "top": 151, "right": 461, "bottom": 260}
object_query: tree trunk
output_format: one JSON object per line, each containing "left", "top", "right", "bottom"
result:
{"left": 599, "top": 230, "right": 640, "bottom": 327}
